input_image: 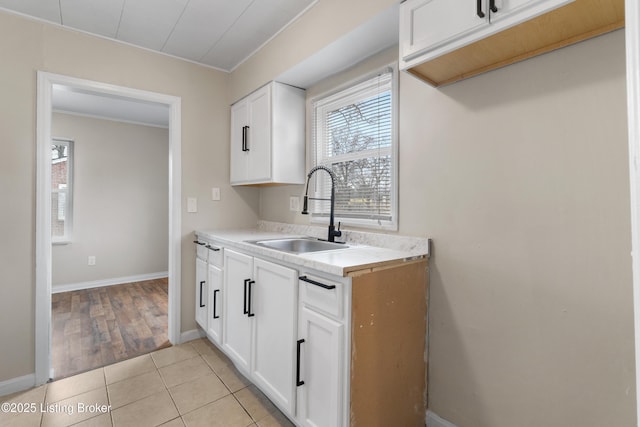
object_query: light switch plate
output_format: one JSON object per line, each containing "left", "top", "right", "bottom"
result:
{"left": 187, "top": 197, "right": 197, "bottom": 213}
{"left": 212, "top": 187, "right": 221, "bottom": 201}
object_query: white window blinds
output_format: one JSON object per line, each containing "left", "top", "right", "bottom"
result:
{"left": 311, "top": 67, "right": 397, "bottom": 229}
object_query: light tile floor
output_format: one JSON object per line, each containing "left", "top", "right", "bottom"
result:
{"left": 0, "top": 339, "right": 295, "bottom": 427}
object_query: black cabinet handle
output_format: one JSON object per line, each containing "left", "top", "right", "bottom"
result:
{"left": 213, "top": 289, "right": 220, "bottom": 319}
{"left": 489, "top": 0, "right": 498, "bottom": 13}
{"left": 193, "top": 240, "right": 206, "bottom": 246}
{"left": 477, "top": 0, "right": 485, "bottom": 17}
{"left": 242, "top": 126, "right": 250, "bottom": 152}
{"left": 205, "top": 244, "right": 220, "bottom": 251}
{"left": 299, "top": 276, "right": 336, "bottom": 290}
{"left": 247, "top": 280, "right": 255, "bottom": 317}
{"left": 199, "top": 281, "right": 205, "bottom": 308}
{"left": 243, "top": 279, "right": 250, "bottom": 314}
{"left": 296, "top": 339, "right": 305, "bottom": 386}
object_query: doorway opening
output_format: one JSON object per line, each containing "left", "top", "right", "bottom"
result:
{"left": 36, "top": 72, "right": 182, "bottom": 384}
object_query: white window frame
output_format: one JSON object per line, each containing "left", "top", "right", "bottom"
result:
{"left": 51, "top": 137, "right": 74, "bottom": 244}
{"left": 310, "top": 63, "right": 399, "bottom": 231}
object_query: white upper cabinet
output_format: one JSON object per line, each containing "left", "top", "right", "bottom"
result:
{"left": 400, "top": 0, "right": 572, "bottom": 69}
{"left": 401, "top": 0, "right": 490, "bottom": 64}
{"left": 398, "top": 0, "right": 624, "bottom": 87}
{"left": 230, "top": 82, "right": 306, "bottom": 186}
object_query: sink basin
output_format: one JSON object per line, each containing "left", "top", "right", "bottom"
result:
{"left": 247, "top": 237, "right": 348, "bottom": 254}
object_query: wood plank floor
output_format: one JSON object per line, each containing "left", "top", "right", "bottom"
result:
{"left": 51, "top": 278, "right": 170, "bottom": 380}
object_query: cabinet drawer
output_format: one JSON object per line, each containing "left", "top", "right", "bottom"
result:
{"left": 299, "top": 273, "right": 343, "bottom": 319}
{"left": 195, "top": 242, "right": 208, "bottom": 260}
{"left": 207, "top": 243, "right": 223, "bottom": 267}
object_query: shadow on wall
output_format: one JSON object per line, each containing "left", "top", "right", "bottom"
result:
{"left": 438, "top": 29, "right": 626, "bottom": 112}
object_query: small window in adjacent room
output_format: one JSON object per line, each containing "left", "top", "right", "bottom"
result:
{"left": 51, "top": 138, "right": 74, "bottom": 244}
{"left": 310, "top": 65, "right": 398, "bottom": 230}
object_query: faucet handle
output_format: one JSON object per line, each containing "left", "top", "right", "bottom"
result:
{"left": 334, "top": 221, "right": 342, "bottom": 237}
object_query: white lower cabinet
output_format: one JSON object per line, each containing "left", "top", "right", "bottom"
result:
{"left": 222, "top": 249, "right": 253, "bottom": 372}
{"left": 251, "top": 258, "right": 297, "bottom": 413}
{"left": 195, "top": 256, "right": 208, "bottom": 330}
{"left": 195, "top": 236, "right": 428, "bottom": 427}
{"left": 222, "top": 249, "right": 298, "bottom": 413}
{"left": 296, "top": 305, "right": 344, "bottom": 427}
{"left": 206, "top": 263, "right": 223, "bottom": 345}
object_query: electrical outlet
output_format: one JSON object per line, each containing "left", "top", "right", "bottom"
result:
{"left": 289, "top": 196, "right": 300, "bottom": 212}
{"left": 88, "top": 256, "right": 96, "bottom": 266}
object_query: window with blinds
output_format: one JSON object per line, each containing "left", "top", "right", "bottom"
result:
{"left": 310, "top": 66, "right": 397, "bottom": 230}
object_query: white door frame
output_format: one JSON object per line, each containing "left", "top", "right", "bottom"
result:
{"left": 35, "top": 71, "right": 182, "bottom": 385}
{"left": 626, "top": 0, "right": 640, "bottom": 424}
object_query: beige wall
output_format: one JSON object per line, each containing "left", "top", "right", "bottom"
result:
{"left": 0, "top": 3, "right": 635, "bottom": 426}
{"left": 249, "top": 20, "right": 636, "bottom": 427}
{"left": 229, "top": 0, "right": 396, "bottom": 102}
{"left": 0, "top": 11, "right": 260, "bottom": 382}
{"left": 51, "top": 113, "right": 169, "bottom": 288}
{"left": 400, "top": 30, "right": 634, "bottom": 426}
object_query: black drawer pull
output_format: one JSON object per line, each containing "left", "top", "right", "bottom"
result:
{"left": 199, "top": 281, "right": 205, "bottom": 308}
{"left": 299, "top": 276, "right": 336, "bottom": 290}
{"left": 193, "top": 240, "right": 206, "bottom": 246}
{"left": 489, "top": 0, "right": 498, "bottom": 12}
{"left": 476, "top": 0, "right": 485, "bottom": 17}
{"left": 243, "top": 279, "right": 250, "bottom": 314}
{"left": 213, "top": 289, "right": 220, "bottom": 319}
{"left": 205, "top": 244, "right": 220, "bottom": 251}
{"left": 247, "top": 280, "right": 255, "bottom": 317}
{"left": 296, "top": 339, "right": 305, "bottom": 386}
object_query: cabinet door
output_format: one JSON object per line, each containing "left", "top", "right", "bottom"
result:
{"left": 222, "top": 250, "right": 253, "bottom": 372}
{"left": 230, "top": 100, "right": 249, "bottom": 184}
{"left": 195, "top": 257, "right": 208, "bottom": 330}
{"left": 488, "top": 0, "right": 571, "bottom": 24}
{"left": 207, "top": 264, "right": 223, "bottom": 345}
{"left": 251, "top": 258, "right": 297, "bottom": 414}
{"left": 246, "top": 85, "right": 272, "bottom": 182}
{"left": 400, "top": 0, "right": 489, "bottom": 63}
{"left": 296, "top": 306, "right": 344, "bottom": 427}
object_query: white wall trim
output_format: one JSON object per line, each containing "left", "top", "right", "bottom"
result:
{"left": 36, "top": 71, "right": 182, "bottom": 386}
{"left": 0, "top": 373, "right": 36, "bottom": 398}
{"left": 52, "top": 272, "right": 169, "bottom": 294}
{"left": 426, "top": 410, "right": 459, "bottom": 427}
{"left": 180, "top": 329, "right": 205, "bottom": 344}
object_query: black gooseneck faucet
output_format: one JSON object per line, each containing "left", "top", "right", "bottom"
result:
{"left": 301, "top": 165, "right": 342, "bottom": 242}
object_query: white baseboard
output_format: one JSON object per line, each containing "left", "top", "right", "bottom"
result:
{"left": 427, "top": 410, "right": 459, "bottom": 427}
{"left": 180, "top": 328, "right": 205, "bottom": 343}
{"left": 0, "top": 373, "right": 36, "bottom": 397}
{"left": 52, "top": 271, "right": 169, "bottom": 293}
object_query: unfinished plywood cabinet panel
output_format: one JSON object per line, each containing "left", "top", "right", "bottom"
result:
{"left": 401, "top": 0, "right": 625, "bottom": 86}
{"left": 349, "top": 260, "right": 429, "bottom": 426}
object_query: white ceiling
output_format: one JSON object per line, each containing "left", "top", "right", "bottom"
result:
{"left": 0, "top": 0, "right": 317, "bottom": 71}
{"left": 52, "top": 85, "right": 171, "bottom": 128}
{"left": 9, "top": 0, "right": 399, "bottom": 128}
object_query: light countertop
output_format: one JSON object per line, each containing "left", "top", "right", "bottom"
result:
{"left": 195, "top": 221, "right": 430, "bottom": 277}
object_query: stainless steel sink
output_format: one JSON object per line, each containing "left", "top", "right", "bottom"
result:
{"left": 246, "top": 237, "right": 348, "bottom": 254}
